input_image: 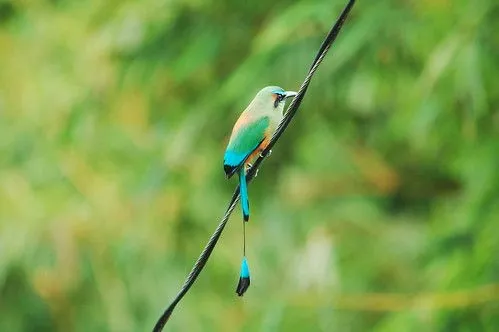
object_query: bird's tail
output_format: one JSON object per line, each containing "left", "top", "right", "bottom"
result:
{"left": 239, "top": 168, "right": 250, "bottom": 221}
{"left": 236, "top": 256, "right": 250, "bottom": 296}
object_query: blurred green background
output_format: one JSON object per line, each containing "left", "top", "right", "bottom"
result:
{"left": 1, "top": 0, "right": 498, "bottom": 331}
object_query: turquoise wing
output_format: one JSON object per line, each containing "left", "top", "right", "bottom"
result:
{"left": 224, "top": 116, "right": 269, "bottom": 176}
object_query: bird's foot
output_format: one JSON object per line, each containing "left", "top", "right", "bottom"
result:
{"left": 247, "top": 163, "right": 259, "bottom": 177}
{"left": 246, "top": 163, "right": 259, "bottom": 177}
{"left": 260, "top": 149, "right": 272, "bottom": 158}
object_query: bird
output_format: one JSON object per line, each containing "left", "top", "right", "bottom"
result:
{"left": 223, "top": 86, "right": 297, "bottom": 222}
{"left": 223, "top": 86, "right": 297, "bottom": 296}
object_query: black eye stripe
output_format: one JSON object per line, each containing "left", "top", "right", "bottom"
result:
{"left": 273, "top": 93, "right": 285, "bottom": 108}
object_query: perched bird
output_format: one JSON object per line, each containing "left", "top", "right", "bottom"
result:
{"left": 223, "top": 86, "right": 297, "bottom": 297}
{"left": 223, "top": 86, "right": 297, "bottom": 221}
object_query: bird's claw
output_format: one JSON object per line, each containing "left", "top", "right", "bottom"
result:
{"left": 246, "top": 163, "right": 259, "bottom": 177}
{"left": 260, "top": 149, "right": 272, "bottom": 158}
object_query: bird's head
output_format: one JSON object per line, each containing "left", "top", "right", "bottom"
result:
{"left": 253, "top": 86, "right": 297, "bottom": 114}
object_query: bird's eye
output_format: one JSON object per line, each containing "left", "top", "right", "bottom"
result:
{"left": 274, "top": 93, "right": 284, "bottom": 107}
{"left": 273, "top": 93, "right": 286, "bottom": 108}
{"left": 273, "top": 95, "right": 281, "bottom": 107}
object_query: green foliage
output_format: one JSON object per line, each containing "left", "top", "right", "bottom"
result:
{"left": 0, "top": 0, "right": 498, "bottom": 331}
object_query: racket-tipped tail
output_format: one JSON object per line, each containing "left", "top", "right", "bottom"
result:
{"left": 236, "top": 257, "right": 250, "bottom": 296}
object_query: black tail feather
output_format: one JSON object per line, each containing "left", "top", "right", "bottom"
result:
{"left": 236, "top": 277, "right": 250, "bottom": 296}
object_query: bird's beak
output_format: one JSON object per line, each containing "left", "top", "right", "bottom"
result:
{"left": 284, "top": 91, "right": 297, "bottom": 99}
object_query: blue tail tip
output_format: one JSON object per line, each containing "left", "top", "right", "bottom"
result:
{"left": 236, "top": 257, "right": 250, "bottom": 296}
{"left": 240, "top": 257, "right": 250, "bottom": 278}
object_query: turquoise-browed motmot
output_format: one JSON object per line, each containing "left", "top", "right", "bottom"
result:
{"left": 223, "top": 86, "right": 297, "bottom": 296}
